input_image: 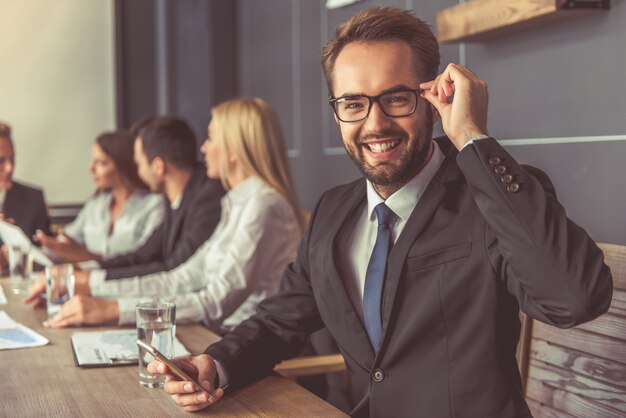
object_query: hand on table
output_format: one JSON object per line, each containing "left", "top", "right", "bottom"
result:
{"left": 42, "top": 295, "right": 119, "bottom": 327}
{"left": 23, "top": 273, "right": 46, "bottom": 308}
{"left": 420, "top": 63, "right": 489, "bottom": 150}
{"left": 0, "top": 213, "right": 15, "bottom": 224}
{"left": 148, "top": 354, "right": 225, "bottom": 412}
{"left": 35, "top": 230, "right": 100, "bottom": 263}
{"left": 0, "top": 245, "right": 7, "bottom": 269}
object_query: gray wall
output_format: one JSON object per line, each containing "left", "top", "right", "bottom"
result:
{"left": 117, "top": 0, "right": 625, "bottom": 244}
{"left": 235, "top": 0, "right": 625, "bottom": 245}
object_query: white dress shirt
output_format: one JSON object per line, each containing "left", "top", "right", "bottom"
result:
{"left": 63, "top": 190, "right": 165, "bottom": 259}
{"left": 90, "top": 176, "right": 302, "bottom": 330}
{"left": 343, "top": 141, "right": 445, "bottom": 317}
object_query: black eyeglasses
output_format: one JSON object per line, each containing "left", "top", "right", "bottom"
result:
{"left": 329, "top": 88, "right": 422, "bottom": 123}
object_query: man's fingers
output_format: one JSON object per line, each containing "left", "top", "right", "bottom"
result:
{"left": 44, "top": 312, "right": 78, "bottom": 328}
{"left": 419, "top": 80, "right": 434, "bottom": 90}
{"left": 24, "top": 278, "right": 46, "bottom": 304}
{"left": 192, "top": 355, "right": 217, "bottom": 385}
{"left": 147, "top": 360, "right": 169, "bottom": 375}
{"left": 421, "top": 89, "right": 447, "bottom": 114}
{"left": 163, "top": 379, "right": 197, "bottom": 395}
{"left": 172, "top": 391, "right": 213, "bottom": 408}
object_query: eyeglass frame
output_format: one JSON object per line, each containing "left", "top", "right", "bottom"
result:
{"left": 328, "top": 87, "right": 423, "bottom": 123}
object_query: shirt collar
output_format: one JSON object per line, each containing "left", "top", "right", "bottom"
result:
{"left": 170, "top": 193, "right": 183, "bottom": 210}
{"left": 222, "top": 176, "right": 265, "bottom": 206}
{"left": 366, "top": 140, "right": 445, "bottom": 222}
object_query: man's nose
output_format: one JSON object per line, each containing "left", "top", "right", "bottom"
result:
{"left": 362, "top": 101, "right": 393, "bottom": 132}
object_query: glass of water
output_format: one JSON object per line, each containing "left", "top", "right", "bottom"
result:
{"left": 45, "top": 264, "right": 75, "bottom": 318}
{"left": 136, "top": 301, "right": 176, "bottom": 388}
{"left": 8, "top": 245, "right": 34, "bottom": 295}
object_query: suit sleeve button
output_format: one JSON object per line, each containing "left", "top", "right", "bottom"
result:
{"left": 489, "top": 157, "right": 501, "bottom": 166}
{"left": 372, "top": 369, "right": 385, "bottom": 382}
{"left": 494, "top": 165, "right": 507, "bottom": 174}
{"left": 501, "top": 174, "right": 513, "bottom": 183}
{"left": 507, "top": 183, "right": 520, "bottom": 193}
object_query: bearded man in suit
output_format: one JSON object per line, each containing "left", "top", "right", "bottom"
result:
{"left": 148, "top": 7, "right": 612, "bottom": 418}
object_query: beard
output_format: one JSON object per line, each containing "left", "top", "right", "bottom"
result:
{"left": 343, "top": 123, "right": 433, "bottom": 188}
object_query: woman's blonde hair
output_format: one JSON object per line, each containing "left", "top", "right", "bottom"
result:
{"left": 210, "top": 97, "right": 306, "bottom": 231}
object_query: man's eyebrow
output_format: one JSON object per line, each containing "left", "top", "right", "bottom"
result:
{"left": 380, "top": 84, "right": 415, "bottom": 94}
{"left": 335, "top": 84, "right": 415, "bottom": 99}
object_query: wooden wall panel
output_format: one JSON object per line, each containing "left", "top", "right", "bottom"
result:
{"left": 531, "top": 339, "right": 626, "bottom": 389}
{"left": 528, "top": 360, "right": 626, "bottom": 413}
{"left": 526, "top": 377, "right": 621, "bottom": 418}
{"left": 525, "top": 243, "right": 626, "bottom": 417}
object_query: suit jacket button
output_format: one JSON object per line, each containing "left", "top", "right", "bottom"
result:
{"left": 372, "top": 369, "right": 385, "bottom": 382}
{"left": 489, "top": 157, "right": 501, "bottom": 166}
{"left": 507, "top": 183, "right": 520, "bottom": 193}
{"left": 494, "top": 165, "right": 507, "bottom": 175}
{"left": 501, "top": 174, "right": 513, "bottom": 183}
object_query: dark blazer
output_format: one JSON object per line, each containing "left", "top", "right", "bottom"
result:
{"left": 205, "top": 137, "right": 613, "bottom": 418}
{"left": 100, "top": 164, "right": 225, "bottom": 280}
{"left": 2, "top": 180, "right": 51, "bottom": 240}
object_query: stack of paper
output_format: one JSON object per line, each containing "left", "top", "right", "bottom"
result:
{"left": 0, "top": 311, "right": 49, "bottom": 350}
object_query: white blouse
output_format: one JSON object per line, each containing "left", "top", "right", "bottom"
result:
{"left": 63, "top": 190, "right": 165, "bottom": 259}
{"left": 89, "top": 176, "right": 302, "bottom": 331}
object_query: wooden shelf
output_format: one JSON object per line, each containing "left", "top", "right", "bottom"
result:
{"left": 437, "top": 0, "right": 609, "bottom": 43}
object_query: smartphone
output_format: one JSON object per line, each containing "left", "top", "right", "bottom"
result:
{"left": 136, "top": 339, "right": 214, "bottom": 401}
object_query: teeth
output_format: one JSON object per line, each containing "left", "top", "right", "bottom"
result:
{"left": 367, "top": 140, "right": 400, "bottom": 153}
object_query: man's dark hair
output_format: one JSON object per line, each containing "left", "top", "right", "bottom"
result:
{"left": 96, "top": 130, "right": 148, "bottom": 190}
{"left": 321, "top": 6, "right": 440, "bottom": 96}
{"left": 134, "top": 116, "right": 198, "bottom": 169}
{"left": 0, "top": 121, "right": 12, "bottom": 140}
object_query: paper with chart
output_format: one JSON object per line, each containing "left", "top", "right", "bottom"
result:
{"left": 0, "top": 220, "right": 53, "bottom": 266}
{"left": 0, "top": 284, "right": 6, "bottom": 305}
{"left": 0, "top": 310, "right": 49, "bottom": 350}
{"left": 71, "top": 329, "right": 190, "bottom": 367}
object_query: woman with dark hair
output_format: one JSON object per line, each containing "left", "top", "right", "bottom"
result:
{"left": 37, "top": 130, "right": 165, "bottom": 262}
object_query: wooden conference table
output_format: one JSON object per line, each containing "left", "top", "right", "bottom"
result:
{"left": 0, "top": 278, "right": 346, "bottom": 417}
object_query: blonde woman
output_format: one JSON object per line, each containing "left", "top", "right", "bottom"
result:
{"left": 38, "top": 98, "right": 305, "bottom": 331}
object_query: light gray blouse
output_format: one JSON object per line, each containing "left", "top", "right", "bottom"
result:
{"left": 63, "top": 190, "right": 165, "bottom": 259}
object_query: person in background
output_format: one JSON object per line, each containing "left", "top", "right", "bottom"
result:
{"left": 36, "top": 130, "right": 165, "bottom": 262}
{"left": 37, "top": 116, "right": 224, "bottom": 283}
{"left": 0, "top": 121, "right": 51, "bottom": 268}
{"left": 146, "top": 7, "right": 612, "bottom": 417}
{"left": 34, "top": 98, "right": 305, "bottom": 333}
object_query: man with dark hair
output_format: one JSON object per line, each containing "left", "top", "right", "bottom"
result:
{"left": 75, "top": 116, "right": 224, "bottom": 282}
{"left": 0, "top": 121, "right": 50, "bottom": 242}
{"left": 148, "top": 7, "right": 612, "bottom": 417}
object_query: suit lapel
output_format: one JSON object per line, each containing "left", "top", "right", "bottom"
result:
{"left": 379, "top": 143, "right": 462, "bottom": 354}
{"left": 165, "top": 167, "right": 201, "bottom": 253}
{"left": 2, "top": 184, "right": 19, "bottom": 214}
{"left": 321, "top": 181, "right": 377, "bottom": 362}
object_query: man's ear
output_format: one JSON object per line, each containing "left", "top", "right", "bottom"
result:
{"left": 333, "top": 113, "right": 340, "bottom": 125}
{"left": 430, "top": 103, "right": 440, "bottom": 125}
{"left": 152, "top": 157, "right": 166, "bottom": 177}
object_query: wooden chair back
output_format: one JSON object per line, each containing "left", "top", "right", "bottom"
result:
{"left": 519, "top": 243, "right": 626, "bottom": 417}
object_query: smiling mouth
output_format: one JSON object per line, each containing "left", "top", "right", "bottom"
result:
{"left": 363, "top": 139, "right": 401, "bottom": 154}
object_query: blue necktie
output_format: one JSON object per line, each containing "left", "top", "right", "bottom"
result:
{"left": 363, "top": 203, "right": 396, "bottom": 352}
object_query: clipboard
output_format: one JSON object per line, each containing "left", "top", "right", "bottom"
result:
{"left": 70, "top": 329, "right": 190, "bottom": 368}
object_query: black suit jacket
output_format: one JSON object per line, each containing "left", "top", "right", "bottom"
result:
{"left": 100, "top": 164, "right": 225, "bottom": 279}
{"left": 205, "top": 137, "right": 613, "bottom": 418}
{"left": 2, "top": 180, "right": 51, "bottom": 240}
